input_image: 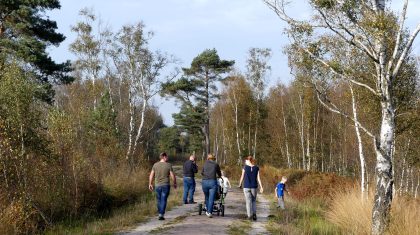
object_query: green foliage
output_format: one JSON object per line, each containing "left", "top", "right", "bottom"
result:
{"left": 158, "top": 126, "right": 181, "bottom": 155}
{"left": 162, "top": 49, "right": 234, "bottom": 155}
{"left": 0, "top": 0, "right": 73, "bottom": 102}
{"left": 184, "top": 48, "right": 234, "bottom": 76}
{"left": 312, "top": 0, "right": 336, "bottom": 9}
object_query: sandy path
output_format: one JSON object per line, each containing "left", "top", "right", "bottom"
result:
{"left": 249, "top": 193, "right": 271, "bottom": 235}
{"left": 120, "top": 165, "right": 270, "bottom": 235}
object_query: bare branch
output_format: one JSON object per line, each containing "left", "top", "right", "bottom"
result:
{"left": 392, "top": 22, "right": 420, "bottom": 78}
{"left": 317, "top": 9, "right": 378, "bottom": 61}
{"left": 303, "top": 48, "right": 380, "bottom": 96}
{"left": 387, "top": 0, "right": 408, "bottom": 78}
{"left": 310, "top": 81, "right": 376, "bottom": 139}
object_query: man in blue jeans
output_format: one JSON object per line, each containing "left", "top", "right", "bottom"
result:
{"left": 201, "top": 154, "right": 221, "bottom": 218}
{"left": 183, "top": 155, "right": 198, "bottom": 204}
{"left": 149, "top": 152, "right": 177, "bottom": 220}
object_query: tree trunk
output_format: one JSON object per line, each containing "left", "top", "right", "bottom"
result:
{"left": 231, "top": 90, "right": 242, "bottom": 161}
{"left": 371, "top": 99, "right": 395, "bottom": 235}
{"left": 415, "top": 172, "right": 419, "bottom": 198}
{"left": 350, "top": 84, "right": 366, "bottom": 198}
{"left": 292, "top": 94, "right": 306, "bottom": 170}
{"left": 125, "top": 88, "right": 135, "bottom": 163}
{"left": 280, "top": 90, "right": 291, "bottom": 168}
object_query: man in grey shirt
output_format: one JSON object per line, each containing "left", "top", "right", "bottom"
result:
{"left": 149, "top": 152, "right": 177, "bottom": 220}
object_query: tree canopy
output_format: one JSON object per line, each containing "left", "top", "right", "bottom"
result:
{"left": 0, "top": 0, "right": 73, "bottom": 102}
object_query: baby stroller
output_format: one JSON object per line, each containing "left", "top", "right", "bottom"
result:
{"left": 198, "top": 180, "right": 225, "bottom": 216}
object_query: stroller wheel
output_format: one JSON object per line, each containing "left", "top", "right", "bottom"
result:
{"left": 221, "top": 205, "right": 225, "bottom": 217}
{"left": 198, "top": 203, "right": 202, "bottom": 215}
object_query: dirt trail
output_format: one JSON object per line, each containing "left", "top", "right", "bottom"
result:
{"left": 120, "top": 174, "right": 271, "bottom": 235}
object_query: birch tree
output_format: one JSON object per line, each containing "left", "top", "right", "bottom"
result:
{"left": 264, "top": 0, "right": 420, "bottom": 233}
{"left": 246, "top": 48, "right": 272, "bottom": 159}
{"left": 69, "top": 8, "right": 103, "bottom": 110}
{"left": 110, "top": 23, "right": 173, "bottom": 167}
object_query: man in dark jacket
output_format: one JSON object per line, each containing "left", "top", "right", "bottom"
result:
{"left": 201, "top": 154, "right": 221, "bottom": 218}
{"left": 183, "top": 155, "right": 198, "bottom": 204}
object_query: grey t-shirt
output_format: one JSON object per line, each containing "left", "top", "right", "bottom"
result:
{"left": 152, "top": 162, "right": 173, "bottom": 187}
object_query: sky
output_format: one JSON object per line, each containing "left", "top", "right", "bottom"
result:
{"left": 48, "top": 0, "right": 420, "bottom": 125}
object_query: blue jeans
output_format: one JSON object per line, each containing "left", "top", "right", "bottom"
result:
{"left": 155, "top": 185, "right": 170, "bottom": 215}
{"left": 183, "top": 177, "right": 196, "bottom": 203}
{"left": 202, "top": 179, "right": 217, "bottom": 214}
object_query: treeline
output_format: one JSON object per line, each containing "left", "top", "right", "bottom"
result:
{"left": 0, "top": 4, "right": 174, "bottom": 233}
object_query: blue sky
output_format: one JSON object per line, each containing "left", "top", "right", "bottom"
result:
{"left": 48, "top": 0, "right": 420, "bottom": 125}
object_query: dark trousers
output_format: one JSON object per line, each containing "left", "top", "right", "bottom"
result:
{"left": 183, "top": 177, "right": 196, "bottom": 203}
{"left": 202, "top": 179, "right": 217, "bottom": 214}
{"left": 155, "top": 185, "right": 170, "bottom": 215}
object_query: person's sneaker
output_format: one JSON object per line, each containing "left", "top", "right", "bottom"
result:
{"left": 248, "top": 216, "right": 253, "bottom": 221}
{"left": 158, "top": 214, "right": 165, "bottom": 220}
{"left": 252, "top": 213, "right": 257, "bottom": 221}
{"left": 188, "top": 201, "right": 197, "bottom": 204}
{"left": 206, "top": 212, "right": 213, "bottom": 218}
{"left": 183, "top": 201, "right": 189, "bottom": 204}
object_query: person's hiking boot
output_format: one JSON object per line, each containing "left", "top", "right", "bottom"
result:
{"left": 206, "top": 212, "right": 213, "bottom": 218}
{"left": 252, "top": 213, "right": 257, "bottom": 221}
{"left": 188, "top": 201, "right": 197, "bottom": 204}
{"left": 158, "top": 214, "right": 165, "bottom": 220}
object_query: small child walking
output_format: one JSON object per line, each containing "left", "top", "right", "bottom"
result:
{"left": 218, "top": 171, "right": 232, "bottom": 197}
{"left": 275, "top": 176, "right": 289, "bottom": 209}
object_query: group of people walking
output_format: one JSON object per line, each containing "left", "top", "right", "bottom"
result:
{"left": 148, "top": 152, "right": 288, "bottom": 221}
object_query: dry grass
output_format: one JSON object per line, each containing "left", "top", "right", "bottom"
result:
{"left": 326, "top": 187, "right": 372, "bottom": 235}
{"left": 327, "top": 187, "right": 420, "bottom": 235}
{"left": 388, "top": 196, "right": 420, "bottom": 235}
{"left": 102, "top": 167, "right": 150, "bottom": 204}
{"left": 45, "top": 186, "right": 183, "bottom": 235}
{"left": 44, "top": 167, "right": 184, "bottom": 235}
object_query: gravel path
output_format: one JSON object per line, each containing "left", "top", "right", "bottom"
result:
{"left": 120, "top": 179, "right": 270, "bottom": 235}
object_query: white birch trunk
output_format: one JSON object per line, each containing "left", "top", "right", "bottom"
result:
{"left": 292, "top": 94, "right": 306, "bottom": 170}
{"left": 415, "top": 172, "right": 419, "bottom": 198}
{"left": 125, "top": 87, "right": 135, "bottom": 161}
{"left": 306, "top": 124, "right": 311, "bottom": 170}
{"left": 399, "top": 158, "right": 405, "bottom": 196}
{"left": 230, "top": 90, "right": 242, "bottom": 163}
{"left": 349, "top": 84, "right": 367, "bottom": 198}
{"left": 280, "top": 90, "right": 291, "bottom": 168}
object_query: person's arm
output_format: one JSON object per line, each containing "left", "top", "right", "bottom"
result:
{"left": 285, "top": 184, "right": 291, "bottom": 195}
{"left": 216, "top": 164, "right": 222, "bottom": 178}
{"left": 227, "top": 178, "right": 232, "bottom": 188}
{"left": 149, "top": 170, "right": 155, "bottom": 191}
{"left": 192, "top": 162, "right": 198, "bottom": 173}
{"left": 170, "top": 170, "right": 177, "bottom": 189}
{"left": 238, "top": 169, "right": 245, "bottom": 188}
{"left": 257, "top": 171, "right": 264, "bottom": 193}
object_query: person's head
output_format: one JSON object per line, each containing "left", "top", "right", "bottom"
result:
{"left": 189, "top": 155, "right": 196, "bottom": 161}
{"left": 221, "top": 170, "right": 225, "bottom": 177}
{"left": 160, "top": 152, "right": 168, "bottom": 162}
{"left": 244, "top": 156, "right": 256, "bottom": 166}
{"left": 207, "top": 154, "right": 216, "bottom": 161}
{"left": 281, "top": 176, "right": 288, "bottom": 183}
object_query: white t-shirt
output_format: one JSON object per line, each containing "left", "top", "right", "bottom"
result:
{"left": 218, "top": 176, "right": 230, "bottom": 193}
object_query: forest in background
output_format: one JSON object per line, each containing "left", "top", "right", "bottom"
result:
{"left": 0, "top": 0, "right": 419, "bottom": 234}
